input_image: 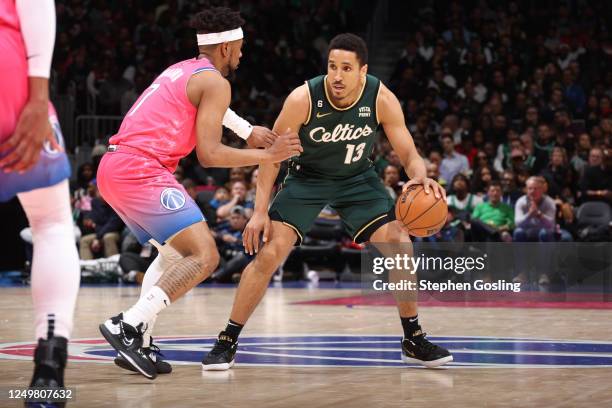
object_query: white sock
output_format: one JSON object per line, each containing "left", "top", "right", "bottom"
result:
{"left": 123, "top": 286, "right": 170, "bottom": 329}
{"left": 139, "top": 254, "right": 167, "bottom": 347}
{"left": 18, "top": 180, "right": 81, "bottom": 340}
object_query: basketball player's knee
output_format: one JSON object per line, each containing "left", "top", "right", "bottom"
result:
{"left": 383, "top": 222, "right": 411, "bottom": 244}
{"left": 193, "top": 240, "right": 220, "bottom": 273}
{"left": 253, "top": 243, "right": 287, "bottom": 276}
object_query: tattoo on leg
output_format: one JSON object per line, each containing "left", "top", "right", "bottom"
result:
{"left": 156, "top": 256, "right": 203, "bottom": 300}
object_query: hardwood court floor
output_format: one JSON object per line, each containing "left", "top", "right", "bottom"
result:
{"left": 0, "top": 285, "right": 611, "bottom": 407}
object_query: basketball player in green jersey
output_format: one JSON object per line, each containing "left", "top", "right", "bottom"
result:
{"left": 202, "top": 33, "right": 452, "bottom": 369}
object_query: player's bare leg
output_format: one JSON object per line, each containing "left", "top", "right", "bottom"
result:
{"left": 99, "top": 221, "right": 220, "bottom": 379}
{"left": 370, "top": 221, "right": 452, "bottom": 367}
{"left": 113, "top": 250, "right": 174, "bottom": 375}
{"left": 202, "top": 221, "right": 297, "bottom": 370}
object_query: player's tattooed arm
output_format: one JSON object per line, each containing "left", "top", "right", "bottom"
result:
{"left": 377, "top": 84, "right": 444, "bottom": 199}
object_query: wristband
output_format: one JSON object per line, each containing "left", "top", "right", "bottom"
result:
{"left": 223, "top": 109, "right": 253, "bottom": 140}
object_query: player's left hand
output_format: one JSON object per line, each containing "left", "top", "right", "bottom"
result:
{"left": 403, "top": 177, "right": 446, "bottom": 200}
{"left": 246, "top": 126, "right": 277, "bottom": 148}
{"left": 0, "top": 100, "right": 62, "bottom": 173}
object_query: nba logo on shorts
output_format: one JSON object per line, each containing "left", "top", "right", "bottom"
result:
{"left": 160, "top": 188, "right": 186, "bottom": 211}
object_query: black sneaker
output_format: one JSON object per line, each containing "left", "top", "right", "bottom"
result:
{"left": 201, "top": 332, "right": 237, "bottom": 371}
{"left": 98, "top": 313, "right": 156, "bottom": 379}
{"left": 25, "top": 336, "right": 68, "bottom": 408}
{"left": 401, "top": 333, "right": 453, "bottom": 368}
{"left": 114, "top": 337, "right": 172, "bottom": 374}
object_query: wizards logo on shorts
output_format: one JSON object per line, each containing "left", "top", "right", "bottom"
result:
{"left": 42, "top": 120, "right": 65, "bottom": 156}
{"left": 160, "top": 188, "right": 186, "bottom": 211}
{"left": 1, "top": 335, "right": 612, "bottom": 367}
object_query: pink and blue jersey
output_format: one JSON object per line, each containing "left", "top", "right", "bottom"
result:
{"left": 97, "top": 58, "right": 219, "bottom": 244}
{"left": 0, "top": 0, "right": 70, "bottom": 202}
{"left": 109, "top": 58, "right": 218, "bottom": 172}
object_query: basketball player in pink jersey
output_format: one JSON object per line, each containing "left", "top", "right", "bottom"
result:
{"left": 0, "top": 0, "right": 80, "bottom": 403}
{"left": 97, "top": 7, "right": 302, "bottom": 379}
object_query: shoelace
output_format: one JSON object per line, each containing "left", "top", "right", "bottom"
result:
{"left": 148, "top": 343, "right": 165, "bottom": 358}
{"left": 412, "top": 334, "right": 438, "bottom": 353}
{"left": 209, "top": 339, "right": 234, "bottom": 356}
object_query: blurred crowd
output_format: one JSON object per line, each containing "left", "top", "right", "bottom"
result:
{"left": 26, "top": 0, "right": 612, "bottom": 284}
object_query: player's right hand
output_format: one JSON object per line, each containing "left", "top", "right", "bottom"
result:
{"left": 264, "top": 130, "right": 302, "bottom": 163}
{"left": 243, "top": 211, "right": 271, "bottom": 255}
{"left": 0, "top": 100, "right": 61, "bottom": 173}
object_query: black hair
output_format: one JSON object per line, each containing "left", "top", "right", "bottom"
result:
{"left": 190, "top": 7, "right": 244, "bottom": 34}
{"left": 328, "top": 33, "right": 368, "bottom": 66}
{"left": 451, "top": 173, "right": 470, "bottom": 191}
{"left": 488, "top": 180, "right": 502, "bottom": 190}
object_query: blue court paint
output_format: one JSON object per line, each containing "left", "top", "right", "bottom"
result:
{"left": 59, "top": 335, "right": 612, "bottom": 368}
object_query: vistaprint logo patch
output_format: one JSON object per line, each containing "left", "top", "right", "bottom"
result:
{"left": 372, "top": 254, "right": 487, "bottom": 275}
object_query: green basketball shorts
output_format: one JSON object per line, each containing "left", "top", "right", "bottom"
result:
{"left": 269, "top": 168, "right": 396, "bottom": 244}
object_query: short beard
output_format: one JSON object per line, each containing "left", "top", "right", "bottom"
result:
{"left": 226, "top": 66, "right": 237, "bottom": 81}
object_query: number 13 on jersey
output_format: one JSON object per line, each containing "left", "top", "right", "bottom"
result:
{"left": 344, "top": 142, "right": 366, "bottom": 164}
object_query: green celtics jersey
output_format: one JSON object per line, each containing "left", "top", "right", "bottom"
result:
{"left": 289, "top": 74, "right": 381, "bottom": 180}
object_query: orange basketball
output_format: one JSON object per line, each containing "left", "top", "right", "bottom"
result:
{"left": 395, "top": 184, "right": 448, "bottom": 237}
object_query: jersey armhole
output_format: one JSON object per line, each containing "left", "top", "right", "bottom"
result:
{"left": 303, "top": 80, "right": 313, "bottom": 126}
{"left": 184, "top": 66, "right": 222, "bottom": 107}
{"left": 374, "top": 78, "right": 382, "bottom": 125}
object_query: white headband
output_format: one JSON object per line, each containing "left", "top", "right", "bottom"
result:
{"left": 197, "top": 28, "right": 243, "bottom": 45}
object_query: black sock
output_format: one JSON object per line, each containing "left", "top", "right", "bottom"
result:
{"left": 400, "top": 315, "right": 423, "bottom": 339}
{"left": 224, "top": 319, "right": 243, "bottom": 341}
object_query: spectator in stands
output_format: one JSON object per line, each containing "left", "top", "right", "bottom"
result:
{"left": 455, "top": 133, "right": 478, "bottom": 166}
{"left": 74, "top": 179, "right": 96, "bottom": 232}
{"left": 471, "top": 165, "right": 496, "bottom": 195}
{"left": 385, "top": 150, "right": 408, "bottom": 181}
{"left": 72, "top": 164, "right": 94, "bottom": 214}
{"left": 79, "top": 184, "right": 124, "bottom": 260}
{"left": 210, "top": 186, "right": 230, "bottom": 210}
{"left": 471, "top": 181, "right": 514, "bottom": 242}
{"left": 500, "top": 170, "right": 522, "bottom": 207}
{"left": 474, "top": 150, "right": 490, "bottom": 172}
{"left": 523, "top": 106, "right": 540, "bottom": 130}
{"left": 228, "top": 167, "right": 248, "bottom": 187}
{"left": 440, "top": 132, "right": 469, "bottom": 183}
{"left": 428, "top": 150, "right": 442, "bottom": 167}
{"left": 426, "top": 161, "right": 445, "bottom": 188}
{"left": 534, "top": 123, "right": 555, "bottom": 168}
{"left": 520, "top": 133, "right": 544, "bottom": 172}
{"left": 571, "top": 133, "right": 592, "bottom": 176}
{"left": 579, "top": 147, "right": 611, "bottom": 203}
{"left": 216, "top": 181, "right": 254, "bottom": 220}
{"left": 494, "top": 132, "right": 520, "bottom": 172}
{"left": 71, "top": 162, "right": 94, "bottom": 196}
{"left": 513, "top": 176, "right": 556, "bottom": 243}
{"left": 383, "top": 165, "right": 402, "bottom": 199}
{"left": 554, "top": 197, "right": 575, "bottom": 242}
{"left": 446, "top": 174, "right": 482, "bottom": 216}
{"left": 118, "top": 242, "right": 157, "bottom": 284}
{"left": 211, "top": 206, "right": 252, "bottom": 283}
{"left": 540, "top": 147, "right": 575, "bottom": 199}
